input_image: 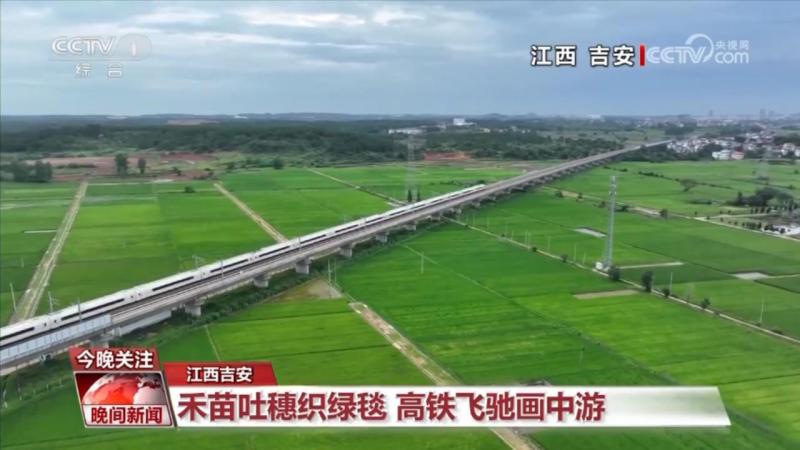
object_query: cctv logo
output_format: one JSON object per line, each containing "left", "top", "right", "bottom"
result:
{"left": 645, "top": 33, "right": 750, "bottom": 65}
{"left": 51, "top": 34, "right": 151, "bottom": 61}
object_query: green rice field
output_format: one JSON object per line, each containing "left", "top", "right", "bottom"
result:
{"left": 0, "top": 182, "right": 77, "bottom": 323}
{"left": 1, "top": 298, "right": 504, "bottom": 450}
{"left": 44, "top": 181, "right": 271, "bottom": 309}
{"left": 758, "top": 275, "right": 800, "bottom": 293}
{"left": 318, "top": 163, "right": 523, "bottom": 200}
{"left": 221, "top": 169, "right": 392, "bottom": 237}
{"left": 336, "top": 223, "right": 800, "bottom": 449}
{"left": 2, "top": 159, "right": 798, "bottom": 450}
{"left": 463, "top": 191, "right": 800, "bottom": 336}
{"left": 553, "top": 160, "right": 798, "bottom": 216}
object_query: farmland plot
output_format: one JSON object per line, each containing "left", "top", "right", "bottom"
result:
{"left": 337, "top": 224, "right": 800, "bottom": 449}
{"left": 45, "top": 181, "right": 270, "bottom": 308}
{"left": 221, "top": 169, "right": 391, "bottom": 237}
{"left": 0, "top": 298, "right": 503, "bottom": 450}
{"left": 0, "top": 182, "right": 77, "bottom": 323}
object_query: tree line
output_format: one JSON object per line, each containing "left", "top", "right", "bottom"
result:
{"left": 0, "top": 123, "right": 406, "bottom": 164}
{"left": 1, "top": 160, "right": 53, "bottom": 182}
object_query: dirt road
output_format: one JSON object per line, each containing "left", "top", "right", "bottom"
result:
{"left": 350, "top": 300, "right": 540, "bottom": 450}
{"left": 214, "top": 182, "right": 287, "bottom": 242}
{"left": 10, "top": 179, "right": 88, "bottom": 322}
{"left": 306, "top": 168, "right": 403, "bottom": 206}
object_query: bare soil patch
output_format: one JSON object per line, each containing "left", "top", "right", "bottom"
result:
{"left": 424, "top": 151, "right": 471, "bottom": 161}
{"left": 619, "top": 261, "right": 684, "bottom": 269}
{"left": 733, "top": 272, "right": 770, "bottom": 280}
{"left": 274, "top": 278, "right": 342, "bottom": 301}
{"left": 575, "top": 227, "right": 605, "bottom": 238}
{"left": 575, "top": 289, "right": 639, "bottom": 299}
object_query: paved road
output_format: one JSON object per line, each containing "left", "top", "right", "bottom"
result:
{"left": 10, "top": 179, "right": 88, "bottom": 322}
{"left": 214, "top": 182, "right": 288, "bottom": 242}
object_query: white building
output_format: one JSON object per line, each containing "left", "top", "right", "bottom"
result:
{"left": 780, "top": 143, "right": 800, "bottom": 158}
{"left": 388, "top": 127, "right": 425, "bottom": 135}
{"left": 712, "top": 150, "right": 732, "bottom": 160}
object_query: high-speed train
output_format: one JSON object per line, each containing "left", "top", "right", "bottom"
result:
{"left": 0, "top": 183, "right": 485, "bottom": 352}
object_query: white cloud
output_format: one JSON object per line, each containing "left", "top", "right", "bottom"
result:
{"left": 235, "top": 9, "right": 365, "bottom": 28}
{"left": 372, "top": 7, "right": 424, "bottom": 26}
{"left": 3, "top": 5, "right": 51, "bottom": 18}
{"left": 295, "top": 58, "right": 375, "bottom": 71}
{"left": 134, "top": 6, "right": 216, "bottom": 25}
{"left": 180, "top": 31, "right": 301, "bottom": 47}
{"left": 175, "top": 31, "right": 376, "bottom": 50}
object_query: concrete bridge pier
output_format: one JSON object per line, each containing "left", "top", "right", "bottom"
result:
{"left": 89, "top": 333, "right": 113, "bottom": 348}
{"left": 295, "top": 258, "right": 311, "bottom": 275}
{"left": 339, "top": 244, "right": 354, "bottom": 259}
{"left": 253, "top": 273, "right": 270, "bottom": 288}
{"left": 375, "top": 233, "right": 388, "bottom": 243}
{"left": 404, "top": 221, "right": 417, "bottom": 231}
{"left": 184, "top": 300, "right": 204, "bottom": 318}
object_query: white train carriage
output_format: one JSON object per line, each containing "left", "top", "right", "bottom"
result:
{"left": 0, "top": 315, "right": 51, "bottom": 348}
{"left": 0, "top": 182, "right": 489, "bottom": 358}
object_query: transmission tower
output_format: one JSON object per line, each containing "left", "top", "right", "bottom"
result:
{"left": 405, "top": 137, "right": 422, "bottom": 201}
{"left": 603, "top": 176, "right": 617, "bottom": 269}
{"left": 756, "top": 159, "right": 769, "bottom": 183}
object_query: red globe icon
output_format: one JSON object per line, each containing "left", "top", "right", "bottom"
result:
{"left": 82, "top": 373, "right": 167, "bottom": 405}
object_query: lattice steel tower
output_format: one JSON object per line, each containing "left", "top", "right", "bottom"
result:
{"left": 603, "top": 176, "right": 617, "bottom": 269}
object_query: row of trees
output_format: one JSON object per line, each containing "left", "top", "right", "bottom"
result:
{"left": 114, "top": 154, "right": 146, "bottom": 176}
{"left": 731, "top": 188, "right": 795, "bottom": 208}
{"left": 1, "top": 123, "right": 404, "bottom": 164}
{"left": 427, "top": 132, "right": 622, "bottom": 160}
{"left": 406, "top": 189, "right": 422, "bottom": 203}
{"left": 3, "top": 160, "right": 53, "bottom": 182}
{"left": 609, "top": 267, "right": 713, "bottom": 310}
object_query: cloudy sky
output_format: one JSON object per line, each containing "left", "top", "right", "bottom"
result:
{"left": 1, "top": 1, "right": 798, "bottom": 116}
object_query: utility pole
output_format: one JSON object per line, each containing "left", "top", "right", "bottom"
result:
{"left": 759, "top": 300, "right": 765, "bottom": 324}
{"left": 603, "top": 176, "right": 617, "bottom": 269}
{"left": 9, "top": 282, "right": 16, "bottom": 312}
{"left": 669, "top": 272, "right": 674, "bottom": 292}
{"left": 49, "top": 291, "right": 55, "bottom": 313}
